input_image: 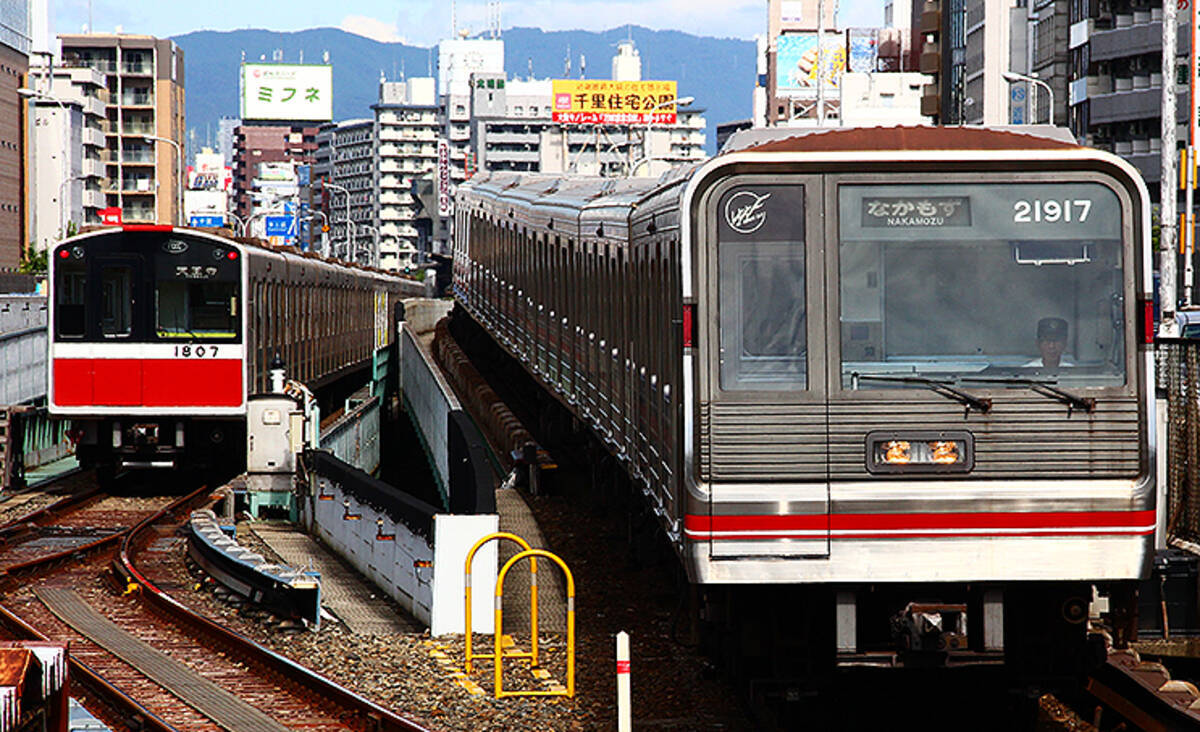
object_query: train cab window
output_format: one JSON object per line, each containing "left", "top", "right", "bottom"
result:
{"left": 153, "top": 238, "right": 240, "bottom": 341}
{"left": 100, "top": 265, "right": 133, "bottom": 337}
{"left": 838, "top": 181, "right": 1127, "bottom": 388}
{"left": 54, "top": 253, "right": 86, "bottom": 338}
{"left": 715, "top": 185, "right": 807, "bottom": 390}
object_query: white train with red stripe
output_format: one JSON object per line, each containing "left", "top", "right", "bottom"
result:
{"left": 48, "top": 224, "right": 421, "bottom": 479}
{"left": 453, "top": 126, "right": 1156, "bottom": 672}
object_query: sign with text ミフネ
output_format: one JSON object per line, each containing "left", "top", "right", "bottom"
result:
{"left": 241, "top": 64, "right": 332, "bottom": 122}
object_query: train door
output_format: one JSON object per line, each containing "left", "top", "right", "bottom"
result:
{"left": 703, "top": 176, "right": 830, "bottom": 559}
{"left": 94, "top": 253, "right": 144, "bottom": 340}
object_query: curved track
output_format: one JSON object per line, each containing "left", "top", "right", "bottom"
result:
{"left": 0, "top": 474, "right": 428, "bottom": 731}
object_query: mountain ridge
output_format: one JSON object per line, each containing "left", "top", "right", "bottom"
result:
{"left": 169, "top": 25, "right": 756, "bottom": 157}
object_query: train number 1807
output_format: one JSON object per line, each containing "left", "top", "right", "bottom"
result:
{"left": 174, "top": 345, "right": 219, "bottom": 358}
{"left": 1013, "top": 199, "right": 1092, "bottom": 223}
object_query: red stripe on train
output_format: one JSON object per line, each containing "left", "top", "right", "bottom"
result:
{"left": 53, "top": 358, "right": 243, "bottom": 407}
{"left": 684, "top": 510, "right": 1156, "bottom": 536}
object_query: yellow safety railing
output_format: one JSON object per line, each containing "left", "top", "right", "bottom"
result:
{"left": 463, "top": 532, "right": 539, "bottom": 673}
{"left": 494, "top": 549, "right": 575, "bottom": 698}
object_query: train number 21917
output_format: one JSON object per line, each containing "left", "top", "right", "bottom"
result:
{"left": 1013, "top": 199, "right": 1092, "bottom": 223}
{"left": 174, "top": 345, "right": 219, "bottom": 358}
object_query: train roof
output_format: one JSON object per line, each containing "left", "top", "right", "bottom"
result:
{"left": 720, "top": 125, "right": 1080, "bottom": 155}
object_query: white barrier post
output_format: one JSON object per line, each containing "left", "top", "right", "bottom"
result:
{"left": 616, "top": 631, "right": 631, "bottom": 732}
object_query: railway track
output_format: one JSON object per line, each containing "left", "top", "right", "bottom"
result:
{"left": 0, "top": 474, "right": 429, "bottom": 731}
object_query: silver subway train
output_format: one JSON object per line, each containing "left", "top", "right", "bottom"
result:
{"left": 453, "top": 126, "right": 1154, "bottom": 668}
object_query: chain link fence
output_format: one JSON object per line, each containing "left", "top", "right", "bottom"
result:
{"left": 1162, "top": 342, "right": 1200, "bottom": 543}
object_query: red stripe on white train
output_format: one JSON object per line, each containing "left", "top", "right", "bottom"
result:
{"left": 683, "top": 510, "right": 1157, "bottom": 540}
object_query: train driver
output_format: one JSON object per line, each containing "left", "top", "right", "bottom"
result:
{"left": 1025, "top": 316, "right": 1074, "bottom": 369}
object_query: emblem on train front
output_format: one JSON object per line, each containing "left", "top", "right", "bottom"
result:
{"left": 162, "top": 240, "right": 189, "bottom": 254}
{"left": 724, "top": 191, "right": 771, "bottom": 234}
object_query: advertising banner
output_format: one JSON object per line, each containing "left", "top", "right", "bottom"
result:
{"left": 776, "top": 32, "right": 847, "bottom": 90}
{"left": 241, "top": 63, "right": 333, "bottom": 121}
{"left": 100, "top": 207, "right": 122, "bottom": 225}
{"left": 551, "top": 80, "right": 679, "bottom": 124}
{"left": 437, "top": 139, "right": 451, "bottom": 217}
{"left": 847, "top": 28, "right": 879, "bottom": 73}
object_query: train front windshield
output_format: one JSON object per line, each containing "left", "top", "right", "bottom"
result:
{"left": 54, "top": 233, "right": 241, "bottom": 342}
{"left": 838, "top": 182, "right": 1127, "bottom": 388}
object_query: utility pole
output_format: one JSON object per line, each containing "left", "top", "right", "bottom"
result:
{"left": 817, "top": 0, "right": 826, "bottom": 125}
{"left": 1162, "top": 0, "right": 1180, "bottom": 336}
{"left": 1187, "top": 0, "right": 1199, "bottom": 304}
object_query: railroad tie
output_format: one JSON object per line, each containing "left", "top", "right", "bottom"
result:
{"left": 35, "top": 587, "right": 292, "bottom": 732}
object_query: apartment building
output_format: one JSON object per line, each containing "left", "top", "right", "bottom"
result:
{"left": 58, "top": 34, "right": 185, "bottom": 225}
{"left": 26, "top": 62, "right": 107, "bottom": 251}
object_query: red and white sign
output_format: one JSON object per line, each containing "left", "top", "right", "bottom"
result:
{"left": 100, "top": 207, "right": 123, "bottom": 225}
{"left": 437, "top": 139, "right": 451, "bottom": 217}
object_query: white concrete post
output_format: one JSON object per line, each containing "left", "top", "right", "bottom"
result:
{"left": 617, "top": 631, "right": 631, "bottom": 732}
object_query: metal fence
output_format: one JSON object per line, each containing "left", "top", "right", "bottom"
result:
{"left": 1163, "top": 342, "right": 1200, "bottom": 544}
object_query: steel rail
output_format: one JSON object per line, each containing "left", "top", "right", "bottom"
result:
{"left": 0, "top": 602, "right": 176, "bottom": 732}
{"left": 116, "top": 498, "right": 431, "bottom": 732}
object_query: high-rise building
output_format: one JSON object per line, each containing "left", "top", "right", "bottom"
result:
{"left": 58, "top": 34, "right": 186, "bottom": 225}
{"left": 25, "top": 62, "right": 107, "bottom": 250}
{"left": 374, "top": 78, "right": 438, "bottom": 269}
{"left": 0, "top": 1, "right": 31, "bottom": 267}
{"left": 230, "top": 122, "right": 319, "bottom": 221}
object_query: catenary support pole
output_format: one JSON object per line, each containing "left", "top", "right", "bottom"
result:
{"left": 1163, "top": 0, "right": 1180, "bottom": 337}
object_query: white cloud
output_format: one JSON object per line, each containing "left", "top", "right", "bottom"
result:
{"left": 340, "top": 14, "right": 403, "bottom": 43}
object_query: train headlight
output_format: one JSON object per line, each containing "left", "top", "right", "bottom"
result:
{"left": 866, "top": 431, "right": 974, "bottom": 474}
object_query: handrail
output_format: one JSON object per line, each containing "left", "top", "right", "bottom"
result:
{"left": 463, "top": 531, "right": 538, "bottom": 672}
{"left": 494, "top": 548, "right": 575, "bottom": 699}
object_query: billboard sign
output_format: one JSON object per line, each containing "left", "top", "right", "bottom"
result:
{"left": 437, "top": 139, "right": 451, "bottom": 217}
{"left": 551, "top": 80, "right": 679, "bottom": 125}
{"left": 100, "top": 207, "right": 122, "bottom": 225}
{"left": 776, "top": 32, "right": 847, "bottom": 90}
{"left": 257, "top": 161, "right": 296, "bottom": 182}
{"left": 241, "top": 63, "right": 333, "bottom": 121}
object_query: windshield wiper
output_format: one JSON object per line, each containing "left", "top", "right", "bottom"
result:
{"left": 851, "top": 373, "right": 992, "bottom": 414}
{"left": 961, "top": 376, "right": 1095, "bottom": 414}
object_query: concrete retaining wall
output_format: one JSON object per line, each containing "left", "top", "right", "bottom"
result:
{"left": 308, "top": 474, "right": 497, "bottom": 633}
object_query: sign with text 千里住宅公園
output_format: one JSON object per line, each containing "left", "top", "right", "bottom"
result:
{"left": 551, "top": 80, "right": 679, "bottom": 125}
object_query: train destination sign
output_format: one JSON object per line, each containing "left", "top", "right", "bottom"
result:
{"left": 861, "top": 196, "right": 971, "bottom": 228}
{"left": 552, "top": 80, "right": 679, "bottom": 125}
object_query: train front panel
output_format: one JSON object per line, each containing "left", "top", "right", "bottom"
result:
{"left": 680, "top": 141, "right": 1155, "bottom": 587}
{"left": 48, "top": 227, "right": 248, "bottom": 472}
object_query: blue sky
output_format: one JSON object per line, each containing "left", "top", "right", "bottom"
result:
{"left": 53, "top": 0, "right": 885, "bottom": 47}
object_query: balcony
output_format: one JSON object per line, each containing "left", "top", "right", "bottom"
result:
{"left": 81, "top": 158, "right": 104, "bottom": 178}
{"left": 121, "top": 60, "right": 153, "bottom": 75}
{"left": 61, "top": 58, "right": 118, "bottom": 74}
{"left": 116, "top": 92, "right": 154, "bottom": 107}
{"left": 82, "top": 189, "right": 105, "bottom": 209}
{"left": 920, "top": 0, "right": 941, "bottom": 33}
{"left": 82, "top": 127, "right": 106, "bottom": 148}
{"left": 102, "top": 150, "right": 155, "bottom": 164}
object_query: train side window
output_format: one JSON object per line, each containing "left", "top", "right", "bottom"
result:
{"left": 55, "top": 256, "right": 87, "bottom": 338}
{"left": 100, "top": 265, "right": 134, "bottom": 338}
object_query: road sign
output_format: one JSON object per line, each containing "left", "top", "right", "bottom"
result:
{"left": 189, "top": 214, "right": 224, "bottom": 228}
{"left": 265, "top": 216, "right": 292, "bottom": 236}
